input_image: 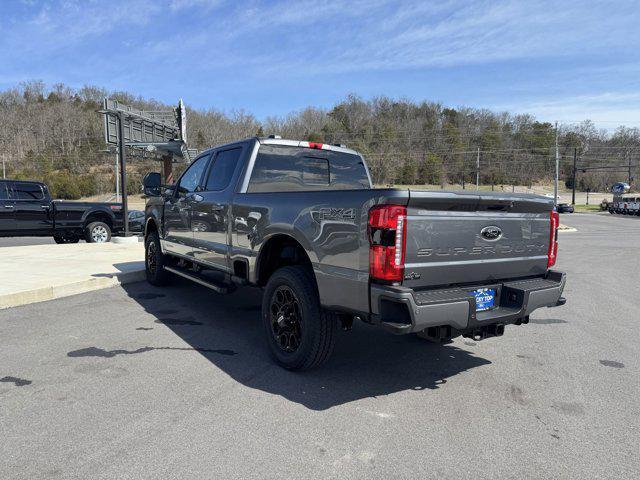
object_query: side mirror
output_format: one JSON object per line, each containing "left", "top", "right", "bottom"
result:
{"left": 142, "top": 172, "right": 162, "bottom": 196}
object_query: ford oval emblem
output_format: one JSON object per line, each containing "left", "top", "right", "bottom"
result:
{"left": 481, "top": 226, "right": 502, "bottom": 241}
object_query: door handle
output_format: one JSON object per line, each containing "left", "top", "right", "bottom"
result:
{"left": 3, "top": 205, "right": 14, "bottom": 209}
{"left": 41, "top": 205, "right": 50, "bottom": 210}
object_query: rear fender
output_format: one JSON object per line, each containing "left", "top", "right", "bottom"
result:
{"left": 81, "top": 207, "right": 116, "bottom": 228}
{"left": 253, "top": 226, "right": 319, "bottom": 285}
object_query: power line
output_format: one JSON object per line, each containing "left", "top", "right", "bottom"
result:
{"left": 322, "top": 128, "right": 640, "bottom": 138}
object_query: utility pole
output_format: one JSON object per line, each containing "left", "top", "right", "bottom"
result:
{"left": 571, "top": 148, "right": 577, "bottom": 205}
{"left": 476, "top": 147, "right": 480, "bottom": 190}
{"left": 2, "top": 154, "right": 5, "bottom": 179}
{"left": 117, "top": 112, "right": 130, "bottom": 237}
{"left": 554, "top": 122, "right": 559, "bottom": 206}
{"left": 627, "top": 150, "right": 632, "bottom": 186}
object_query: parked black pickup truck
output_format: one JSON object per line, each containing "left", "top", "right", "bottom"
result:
{"left": 142, "top": 136, "right": 566, "bottom": 370}
{"left": 0, "top": 179, "right": 124, "bottom": 243}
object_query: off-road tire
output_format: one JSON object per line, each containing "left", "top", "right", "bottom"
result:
{"left": 85, "top": 221, "right": 111, "bottom": 243}
{"left": 262, "top": 266, "right": 337, "bottom": 371}
{"left": 145, "top": 230, "right": 169, "bottom": 286}
{"left": 54, "top": 234, "right": 80, "bottom": 244}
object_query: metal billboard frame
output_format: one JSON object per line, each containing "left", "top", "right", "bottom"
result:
{"left": 99, "top": 98, "right": 195, "bottom": 236}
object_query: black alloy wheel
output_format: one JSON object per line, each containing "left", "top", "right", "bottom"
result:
{"left": 269, "top": 285, "right": 303, "bottom": 353}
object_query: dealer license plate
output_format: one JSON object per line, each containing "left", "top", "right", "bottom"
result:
{"left": 472, "top": 288, "right": 496, "bottom": 311}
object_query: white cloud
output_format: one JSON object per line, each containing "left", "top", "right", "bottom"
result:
{"left": 378, "top": 3, "right": 630, "bottom": 68}
{"left": 7, "top": 0, "right": 638, "bottom": 73}
{"left": 2, "top": 0, "right": 162, "bottom": 53}
{"left": 495, "top": 92, "right": 640, "bottom": 129}
{"left": 307, "top": 0, "right": 640, "bottom": 72}
{"left": 169, "top": 0, "right": 222, "bottom": 12}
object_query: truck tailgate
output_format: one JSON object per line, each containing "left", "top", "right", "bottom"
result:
{"left": 403, "top": 190, "right": 553, "bottom": 289}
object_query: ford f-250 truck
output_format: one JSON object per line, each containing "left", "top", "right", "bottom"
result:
{"left": 142, "top": 136, "right": 566, "bottom": 370}
{"left": 0, "top": 179, "right": 124, "bottom": 243}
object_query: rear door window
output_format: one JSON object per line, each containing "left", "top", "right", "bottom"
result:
{"left": 0, "top": 183, "right": 9, "bottom": 200}
{"left": 248, "top": 145, "right": 369, "bottom": 193}
{"left": 14, "top": 182, "right": 45, "bottom": 201}
{"left": 205, "top": 147, "right": 242, "bottom": 191}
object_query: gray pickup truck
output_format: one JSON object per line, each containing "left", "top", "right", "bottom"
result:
{"left": 142, "top": 136, "right": 566, "bottom": 370}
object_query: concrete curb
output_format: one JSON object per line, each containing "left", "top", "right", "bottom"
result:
{"left": 111, "top": 236, "right": 142, "bottom": 244}
{"left": 0, "top": 269, "right": 145, "bottom": 310}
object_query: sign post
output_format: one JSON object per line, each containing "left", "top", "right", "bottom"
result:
{"left": 162, "top": 155, "right": 173, "bottom": 185}
{"left": 117, "top": 112, "right": 130, "bottom": 237}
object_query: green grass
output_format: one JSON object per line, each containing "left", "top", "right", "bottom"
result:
{"left": 572, "top": 204, "right": 602, "bottom": 213}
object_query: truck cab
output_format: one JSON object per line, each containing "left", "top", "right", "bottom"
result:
{"left": 0, "top": 180, "right": 53, "bottom": 235}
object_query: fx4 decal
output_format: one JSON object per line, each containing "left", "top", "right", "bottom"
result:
{"left": 312, "top": 208, "right": 357, "bottom": 223}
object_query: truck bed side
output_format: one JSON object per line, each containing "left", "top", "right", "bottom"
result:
{"left": 231, "top": 188, "right": 408, "bottom": 313}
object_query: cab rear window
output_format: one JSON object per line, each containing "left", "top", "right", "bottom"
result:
{"left": 247, "top": 145, "right": 370, "bottom": 193}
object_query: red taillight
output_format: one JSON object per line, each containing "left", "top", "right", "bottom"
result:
{"left": 308, "top": 142, "right": 324, "bottom": 150}
{"left": 547, "top": 210, "right": 559, "bottom": 268}
{"left": 368, "top": 205, "right": 407, "bottom": 282}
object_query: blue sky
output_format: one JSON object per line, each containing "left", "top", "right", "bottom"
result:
{"left": 2, "top": 0, "right": 640, "bottom": 127}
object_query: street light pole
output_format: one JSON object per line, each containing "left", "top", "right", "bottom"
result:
{"left": 476, "top": 147, "right": 480, "bottom": 190}
{"left": 572, "top": 148, "right": 577, "bottom": 205}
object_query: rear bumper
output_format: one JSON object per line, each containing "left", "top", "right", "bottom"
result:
{"left": 370, "top": 270, "right": 566, "bottom": 336}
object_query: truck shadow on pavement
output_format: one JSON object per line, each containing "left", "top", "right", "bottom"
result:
{"left": 120, "top": 279, "right": 491, "bottom": 411}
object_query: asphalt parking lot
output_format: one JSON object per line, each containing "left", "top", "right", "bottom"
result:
{"left": 1, "top": 213, "right": 638, "bottom": 479}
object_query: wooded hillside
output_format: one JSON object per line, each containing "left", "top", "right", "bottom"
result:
{"left": 1, "top": 81, "right": 638, "bottom": 198}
